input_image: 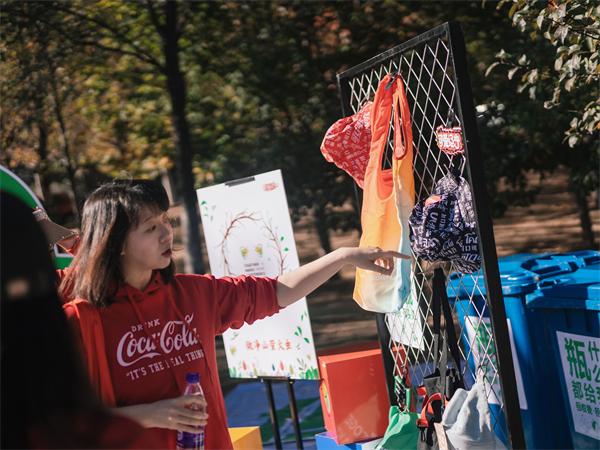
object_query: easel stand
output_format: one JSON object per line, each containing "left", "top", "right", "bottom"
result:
{"left": 261, "top": 377, "right": 304, "bottom": 450}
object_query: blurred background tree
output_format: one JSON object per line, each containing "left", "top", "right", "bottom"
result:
{"left": 2, "top": 0, "right": 596, "bottom": 270}
{"left": 184, "top": 1, "right": 533, "bottom": 254}
{"left": 486, "top": 0, "right": 599, "bottom": 246}
{"left": 1, "top": 3, "right": 103, "bottom": 223}
{"left": 2, "top": 0, "right": 208, "bottom": 273}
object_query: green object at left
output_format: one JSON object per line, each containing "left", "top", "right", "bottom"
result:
{"left": 375, "top": 406, "right": 419, "bottom": 450}
{"left": 0, "top": 165, "right": 74, "bottom": 270}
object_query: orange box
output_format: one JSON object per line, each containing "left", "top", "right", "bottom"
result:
{"left": 228, "top": 427, "right": 263, "bottom": 450}
{"left": 317, "top": 341, "right": 390, "bottom": 445}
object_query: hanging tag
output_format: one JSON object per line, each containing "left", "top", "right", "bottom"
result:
{"left": 434, "top": 423, "right": 449, "bottom": 450}
{"left": 435, "top": 125, "right": 464, "bottom": 155}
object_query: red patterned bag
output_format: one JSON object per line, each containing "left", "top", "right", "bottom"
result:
{"left": 320, "top": 101, "right": 372, "bottom": 188}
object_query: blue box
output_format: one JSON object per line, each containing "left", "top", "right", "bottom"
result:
{"left": 315, "top": 432, "right": 382, "bottom": 450}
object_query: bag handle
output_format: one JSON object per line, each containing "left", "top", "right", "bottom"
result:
{"left": 430, "top": 268, "right": 463, "bottom": 414}
{"left": 370, "top": 74, "right": 413, "bottom": 182}
{"left": 432, "top": 268, "right": 462, "bottom": 370}
{"left": 432, "top": 271, "right": 441, "bottom": 369}
{"left": 433, "top": 268, "right": 462, "bottom": 367}
{"left": 416, "top": 392, "right": 450, "bottom": 428}
{"left": 392, "top": 75, "right": 412, "bottom": 161}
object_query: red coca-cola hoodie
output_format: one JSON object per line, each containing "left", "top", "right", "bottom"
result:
{"left": 64, "top": 271, "right": 281, "bottom": 450}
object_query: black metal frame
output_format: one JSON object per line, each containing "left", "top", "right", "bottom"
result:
{"left": 261, "top": 377, "right": 304, "bottom": 450}
{"left": 337, "top": 21, "right": 526, "bottom": 450}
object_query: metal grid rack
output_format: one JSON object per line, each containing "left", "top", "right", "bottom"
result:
{"left": 337, "top": 22, "right": 526, "bottom": 449}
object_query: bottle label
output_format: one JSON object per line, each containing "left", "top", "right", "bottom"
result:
{"left": 176, "top": 428, "right": 204, "bottom": 450}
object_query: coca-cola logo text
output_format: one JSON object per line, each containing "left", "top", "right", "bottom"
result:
{"left": 117, "top": 315, "right": 199, "bottom": 367}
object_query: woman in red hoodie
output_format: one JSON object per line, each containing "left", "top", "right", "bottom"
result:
{"left": 60, "top": 179, "right": 407, "bottom": 450}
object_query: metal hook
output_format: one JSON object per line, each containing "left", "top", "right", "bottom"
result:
{"left": 446, "top": 108, "right": 462, "bottom": 128}
{"left": 443, "top": 163, "right": 462, "bottom": 184}
{"left": 476, "top": 360, "right": 491, "bottom": 382}
{"left": 385, "top": 66, "right": 406, "bottom": 90}
{"left": 459, "top": 154, "right": 466, "bottom": 176}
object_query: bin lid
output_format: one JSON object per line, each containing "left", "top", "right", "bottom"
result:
{"left": 526, "top": 265, "right": 600, "bottom": 311}
{"left": 498, "top": 252, "right": 553, "bottom": 264}
{"left": 520, "top": 257, "right": 575, "bottom": 279}
{"left": 560, "top": 250, "right": 600, "bottom": 267}
{"left": 499, "top": 250, "right": 599, "bottom": 280}
{"left": 570, "top": 264, "right": 600, "bottom": 281}
{"left": 447, "top": 251, "right": 600, "bottom": 301}
{"left": 447, "top": 269, "right": 538, "bottom": 299}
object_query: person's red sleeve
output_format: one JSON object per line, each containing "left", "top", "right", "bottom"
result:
{"left": 63, "top": 303, "right": 87, "bottom": 369}
{"left": 213, "top": 275, "right": 282, "bottom": 334}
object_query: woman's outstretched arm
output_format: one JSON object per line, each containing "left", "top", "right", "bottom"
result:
{"left": 276, "top": 246, "right": 410, "bottom": 308}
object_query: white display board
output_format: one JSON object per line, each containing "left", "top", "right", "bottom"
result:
{"left": 556, "top": 331, "right": 600, "bottom": 441}
{"left": 197, "top": 170, "right": 318, "bottom": 380}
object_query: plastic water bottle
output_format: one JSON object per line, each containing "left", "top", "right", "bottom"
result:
{"left": 176, "top": 372, "right": 205, "bottom": 450}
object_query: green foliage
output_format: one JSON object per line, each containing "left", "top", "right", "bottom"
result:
{"left": 492, "top": 0, "right": 599, "bottom": 147}
{"left": 485, "top": 0, "right": 598, "bottom": 245}
{"left": 1, "top": 1, "right": 113, "bottom": 217}
{"left": 186, "top": 1, "right": 513, "bottom": 247}
{"left": 4, "top": 0, "right": 595, "bottom": 248}
{"left": 1, "top": 1, "right": 176, "bottom": 185}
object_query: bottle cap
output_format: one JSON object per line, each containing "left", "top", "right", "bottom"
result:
{"left": 186, "top": 372, "right": 200, "bottom": 384}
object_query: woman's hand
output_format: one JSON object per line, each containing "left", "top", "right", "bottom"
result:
{"left": 56, "top": 233, "right": 79, "bottom": 251}
{"left": 277, "top": 246, "right": 410, "bottom": 307}
{"left": 341, "top": 246, "right": 410, "bottom": 276}
{"left": 32, "top": 207, "right": 79, "bottom": 251}
{"left": 115, "top": 395, "right": 208, "bottom": 433}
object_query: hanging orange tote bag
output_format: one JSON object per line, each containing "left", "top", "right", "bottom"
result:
{"left": 353, "top": 73, "right": 415, "bottom": 313}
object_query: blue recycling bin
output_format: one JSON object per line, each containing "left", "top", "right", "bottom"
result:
{"left": 447, "top": 251, "right": 599, "bottom": 449}
{"left": 526, "top": 262, "right": 600, "bottom": 449}
{"left": 448, "top": 269, "right": 542, "bottom": 448}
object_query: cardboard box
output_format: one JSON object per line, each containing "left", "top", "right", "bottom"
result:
{"left": 229, "top": 427, "right": 263, "bottom": 450}
{"left": 317, "top": 341, "right": 390, "bottom": 445}
{"left": 315, "top": 431, "right": 382, "bottom": 450}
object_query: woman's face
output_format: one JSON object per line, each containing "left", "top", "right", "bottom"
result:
{"left": 120, "top": 207, "right": 173, "bottom": 278}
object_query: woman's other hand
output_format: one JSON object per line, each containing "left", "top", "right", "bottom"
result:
{"left": 115, "top": 395, "right": 208, "bottom": 433}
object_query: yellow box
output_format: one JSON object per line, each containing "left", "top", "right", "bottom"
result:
{"left": 229, "top": 427, "right": 263, "bottom": 450}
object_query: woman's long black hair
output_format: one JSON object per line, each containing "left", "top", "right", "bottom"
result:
{"left": 60, "top": 179, "right": 176, "bottom": 307}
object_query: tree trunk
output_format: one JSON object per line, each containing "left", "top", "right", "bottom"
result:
{"left": 36, "top": 120, "right": 54, "bottom": 214}
{"left": 574, "top": 189, "right": 596, "bottom": 248}
{"left": 161, "top": 1, "right": 205, "bottom": 274}
{"left": 51, "top": 87, "right": 81, "bottom": 224}
{"left": 311, "top": 203, "right": 332, "bottom": 255}
{"left": 312, "top": 203, "right": 341, "bottom": 281}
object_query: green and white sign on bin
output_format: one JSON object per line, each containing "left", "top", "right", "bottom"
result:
{"left": 557, "top": 331, "right": 600, "bottom": 441}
